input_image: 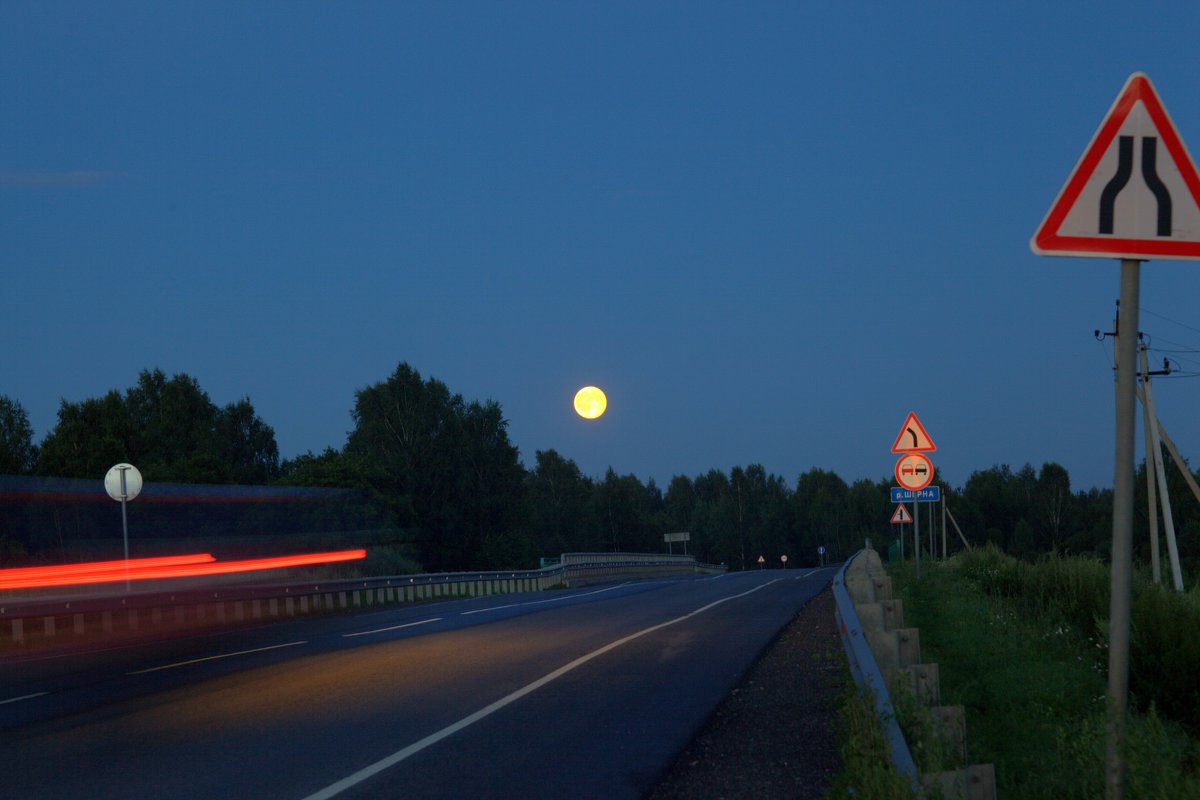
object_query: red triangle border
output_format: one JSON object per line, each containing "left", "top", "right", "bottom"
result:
{"left": 1031, "top": 73, "right": 1200, "bottom": 260}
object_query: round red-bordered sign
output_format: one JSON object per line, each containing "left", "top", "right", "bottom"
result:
{"left": 894, "top": 453, "right": 934, "bottom": 491}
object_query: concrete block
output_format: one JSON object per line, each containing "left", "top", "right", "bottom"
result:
{"left": 846, "top": 574, "right": 875, "bottom": 604}
{"left": 862, "top": 549, "right": 884, "bottom": 572}
{"left": 865, "top": 628, "right": 900, "bottom": 670}
{"left": 933, "top": 705, "right": 967, "bottom": 762}
{"left": 925, "top": 763, "right": 995, "bottom": 800}
{"left": 883, "top": 599, "right": 905, "bottom": 630}
{"left": 857, "top": 602, "right": 885, "bottom": 631}
{"left": 872, "top": 575, "right": 893, "bottom": 602}
{"left": 908, "top": 663, "right": 941, "bottom": 705}
{"left": 896, "top": 628, "right": 921, "bottom": 667}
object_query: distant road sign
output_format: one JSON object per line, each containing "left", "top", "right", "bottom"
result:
{"left": 891, "top": 486, "right": 941, "bottom": 503}
{"left": 104, "top": 463, "right": 143, "bottom": 501}
{"left": 1031, "top": 72, "right": 1200, "bottom": 261}
{"left": 894, "top": 453, "right": 934, "bottom": 491}
{"left": 890, "top": 412, "right": 937, "bottom": 453}
{"left": 891, "top": 504, "right": 913, "bottom": 524}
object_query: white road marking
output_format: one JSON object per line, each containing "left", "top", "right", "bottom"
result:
{"left": 0, "top": 691, "right": 48, "bottom": 705}
{"left": 126, "top": 641, "right": 307, "bottom": 675}
{"left": 343, "top": 618, "right": 442, "bottom": 638}
{"left": 460, "top": 583, "right": 630, "bottom": 616}
{"left": 300, "top": 579, "right": 781, "bottom": 800}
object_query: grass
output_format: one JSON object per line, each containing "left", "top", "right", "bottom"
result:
{"left": 826, "top": 683, "right": 919, "bottom": 799}
{"left": 888, "top": 550, "right": 1200, "bottom": 799}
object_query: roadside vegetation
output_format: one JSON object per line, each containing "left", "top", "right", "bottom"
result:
{"left": 880, "top": 547, "right": 1200, "bottom": 799}
{"left": 827, "top": 547, "right": 1200, "bottom": 797}
{"left": 827, "top": 683, "right": 919, "bottom": 799}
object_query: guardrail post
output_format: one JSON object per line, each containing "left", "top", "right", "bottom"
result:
{"left": 834, "top": 546, "right": 997, "bottom": 799}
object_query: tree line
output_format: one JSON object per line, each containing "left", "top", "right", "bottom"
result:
{"left": 2, "top": 363, "right": 1197, "bottom": 575}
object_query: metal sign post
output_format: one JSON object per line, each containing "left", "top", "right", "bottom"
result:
{"left": 1107, "top": 260, "right": 1139, "bottom": 797}
{"left": 1031, "top": 72, "right": 1200, "bottom": 800}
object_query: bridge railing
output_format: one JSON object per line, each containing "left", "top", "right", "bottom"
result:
{"left": 0, "top": 552, "right": 725, "bottom": 650}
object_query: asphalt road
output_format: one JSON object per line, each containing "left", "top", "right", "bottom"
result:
{"left": 1, "top": 568, "right": 835, "bottom": 800}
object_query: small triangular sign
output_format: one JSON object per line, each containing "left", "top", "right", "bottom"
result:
{"left": 1031, "top": 72, "right": 1200, "bottom": 260}
{"left": 891, "top": 504, "right": 913, "bottom": 524}
{"left": 891, "top": 411, "right": 936, "bottom": 453}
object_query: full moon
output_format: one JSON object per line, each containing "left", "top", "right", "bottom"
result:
{"left": 573, "top": 386, "right": 607, "bottom": 419}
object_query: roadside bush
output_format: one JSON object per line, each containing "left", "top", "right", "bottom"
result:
{"left": 1023, "top": 554, "right": 1109, "bottom": 637}
{"left": 956, "top": 544, "right": 1025, "bottom": 597}
{"left": 953, "top": 545, "right": 1200, "bottom": 735}
{"left": 1131, "top": 583, "right": 1200, "bottom": 734}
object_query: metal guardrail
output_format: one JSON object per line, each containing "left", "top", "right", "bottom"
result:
{"left": 831, "top": 549, "right": 918, "bottom": 786}
{"left": 0, "top": 553, "right": 726, "bottom": 646}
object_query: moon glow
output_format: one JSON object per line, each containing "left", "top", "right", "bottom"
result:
{"left": 573, "top": 386, "right": 607, "bottom": 419}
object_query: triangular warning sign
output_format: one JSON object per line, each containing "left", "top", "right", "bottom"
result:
{"left": 890, "top": 411, "right": 936, "bottom": 453}
{"left": 1031, "top": 72, "right": 1200, "bottom": 261}
{"left": 891, "top": 504, "right": 913, "bottom": 524}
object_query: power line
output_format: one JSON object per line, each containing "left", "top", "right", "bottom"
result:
{"left": 1141, "top": 306, "right": 1200, "bottom": 338}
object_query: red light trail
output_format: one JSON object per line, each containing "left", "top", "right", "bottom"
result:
{"left": 0, "top": 550, "right": 366, "bottom": 590}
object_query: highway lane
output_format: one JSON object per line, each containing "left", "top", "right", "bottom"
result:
{"left": 1, "top": 568, "right": 834, "bottom": 799}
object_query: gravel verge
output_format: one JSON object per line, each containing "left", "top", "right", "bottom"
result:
{"left": 647, "top": 586, "right": 846, "bottom": 799}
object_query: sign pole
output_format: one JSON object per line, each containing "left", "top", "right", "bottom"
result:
{"left": 927, "top": 499, "right": 933, "bottom": 560}
{"left": 942, "top": 495, "right": 947, "bottom": 559}
{"left": 1106, "top": 258, "right": 1140, "bottom": 800}
{"left": 119, "top": 466, "right": 131, "bottom": 592}
{"left": 913, "top": 487, "right": 921, "bottom": 581}
{"left": 104, "top": 462, "right": 143, "bottom": 594}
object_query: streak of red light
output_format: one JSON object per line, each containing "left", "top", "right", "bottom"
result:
{"left": 0, "top": 550, "right": 366, "bottom": 590}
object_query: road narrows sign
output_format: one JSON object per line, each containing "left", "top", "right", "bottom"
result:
{"left": 1031, "top": 72, "right": 1200, "bottom": 260}
{"left": 891, "top": 504, "right": 913, "bottom": 524}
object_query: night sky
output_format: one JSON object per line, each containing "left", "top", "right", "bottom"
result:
{"left": 5, "top": 1, "right": 1200, "bottom": 492}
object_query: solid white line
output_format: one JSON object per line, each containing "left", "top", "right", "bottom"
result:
{"left": 300, "top": 579, "right": 780, "bottom": 800}
{"left": 126, "top": 641, "right": 307, "bottom": 675}
{"left": 0, "top": 691, "right": 49, "bottom": 705}
{"left": 343, "top": 618, "right": 442, "bottom": 637}
{"left": 461, "top": 583, "right": 630, "bottom": 616}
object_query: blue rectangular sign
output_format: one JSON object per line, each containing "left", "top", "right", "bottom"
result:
{"left": 890, "top": 486, "right": 941, "bottom": 503}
